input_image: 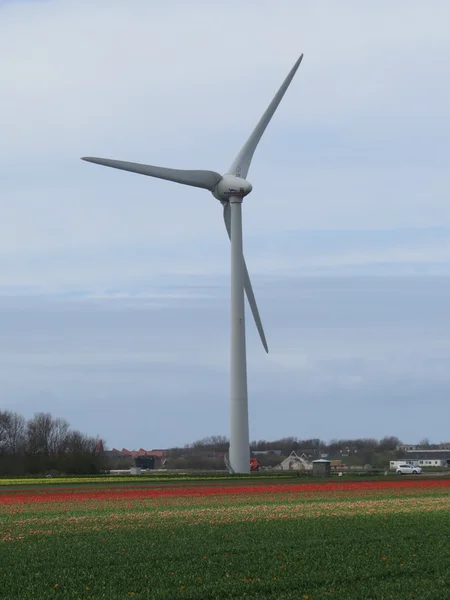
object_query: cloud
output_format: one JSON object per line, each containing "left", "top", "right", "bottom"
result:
{"left": 1, "top": 0, "right": 450, "bottom": 287}
{"left": 2, "top": 277, "right": 450, "bottom": 447}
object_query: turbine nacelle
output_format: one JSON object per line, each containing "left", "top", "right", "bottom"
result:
{"left": 212, "top": 175, "right": 253, "bottom": 202}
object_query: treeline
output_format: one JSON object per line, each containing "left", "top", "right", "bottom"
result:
{"left": 250, "top": 436, "right": 403, "bottom": 454}
{"left": 179, "top": 435, "right": 403, "bottom": 452}
{"left": 0, "top": 411, "right": 104, "bottom": 476}
{"left": 178, "top": 435, "right": 403, "bottom": 455}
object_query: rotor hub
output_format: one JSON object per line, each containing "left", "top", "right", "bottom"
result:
{"left": 212, "top": 175, "right": 253, "bottom": 202}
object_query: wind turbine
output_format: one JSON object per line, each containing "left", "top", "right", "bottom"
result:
{"left": 82, "top": 54, "right": 303, "bottom": 473}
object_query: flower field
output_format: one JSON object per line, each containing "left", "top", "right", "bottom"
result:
{"left": 0, "top": 474, "right": 295, "bottom": 487}
{"left": 1, "top": 478, "right": 450, "bottom": 599}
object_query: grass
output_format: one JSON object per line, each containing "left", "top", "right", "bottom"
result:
{"left": 1, "top": 478, "right": 450, "bottom": 599}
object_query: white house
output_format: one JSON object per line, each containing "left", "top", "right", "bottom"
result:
{"left": 405, "top": 450, "right": 450, "bottom": 467}
{"left": 417, "top": 458, "right": 448, "bottom": 468}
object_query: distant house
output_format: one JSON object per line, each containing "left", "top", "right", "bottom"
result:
{"left": 396, "top": 445, "right": 420, "bottom": 452}
{"left": 106, "top": 447, "right": 167, "bottom": 469}
{"left": 417, "top": 459, "right": 448, "bottom": 468}
{"left": 397, "top": 444, "right": 450, "bottom": 452}
{"left": 405, "top": 450, "right": 450, "bottom": 467}
{"left": 274, "top": 452, "right": 312, "bottom": 471}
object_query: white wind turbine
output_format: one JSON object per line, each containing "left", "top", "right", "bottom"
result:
{"left": 82, "top": 54, "right": 303, "bottom": 473}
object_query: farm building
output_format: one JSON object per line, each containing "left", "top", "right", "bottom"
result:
{"left": 405, "top": 450, "right": 450, "bottom": 467}
{"left": 417, "top": 459, "right": 448, "bottom": 468}
{"left": 312, "top": 459, "right": 331, "bottom": 477}
{"left": 274, "top": 451, "right": 312, "bottom": 471}
{"left": 105, "top": 447, "right": 167, "bottom": 470}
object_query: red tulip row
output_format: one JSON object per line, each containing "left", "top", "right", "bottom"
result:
{"left": 1, "top": 477, "right": 450, "bottom": 505}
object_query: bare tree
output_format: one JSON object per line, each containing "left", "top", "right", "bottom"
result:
{"left": 0, "top": 411, "right": 8, "bottom": 453}
{"left": 0, "top": 411, "right": 26, "bottom": 455}
{"left": 49, "top": 418, "right": 70, "bottom": 456}
{"left": 26, "top": 412, "right": 58, "bottom": 455}
{"left": 0, "top": 411, "right": 105, "bottom": 475}
{"left": 378, "top": 436, "right": 402, "bottom": 452}
{"left": 67, "top": 430, "right": 98, "bottom": 454}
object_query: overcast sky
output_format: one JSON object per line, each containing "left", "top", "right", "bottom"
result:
{"left": 1, "top": 0, "right": 450, "bottom": 450}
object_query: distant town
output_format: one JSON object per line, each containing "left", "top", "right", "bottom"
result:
{"left": 2, "top": 410, "right": 448, "bottom": 476}
{"left": 103, "top": 437, "right": 450, "bottom": 473}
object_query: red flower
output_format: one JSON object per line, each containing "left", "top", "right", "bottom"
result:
{"left": 2, "top": 478, "right": 449, "bottom": 505}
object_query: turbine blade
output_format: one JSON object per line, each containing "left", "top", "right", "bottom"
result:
{"left": 82, "top": 157, "right": 222, "bottom": 191}
{"left": 223, "top": 202, "right": 269, "bottom": 353}
{"left": 228, "top": 54, "right": 303, "bottom": 179}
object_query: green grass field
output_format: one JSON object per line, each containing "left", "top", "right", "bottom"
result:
{"left": 1, "top": 478, "right": 450, "bottom": 599}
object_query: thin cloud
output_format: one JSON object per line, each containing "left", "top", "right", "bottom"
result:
{"left": 1, "top": 1, "right": 450, "bottom": 447}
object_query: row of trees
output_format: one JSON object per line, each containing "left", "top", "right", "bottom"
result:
{"left": 248, "top": 436, "right": 404, "bottom": 454}
{"left": 0, "top": 411, "right": 104, "bottom": 476}
{"left": 180, "top": 435, "right": 405, "bottom": 452}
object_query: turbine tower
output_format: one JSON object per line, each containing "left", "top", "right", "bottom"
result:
{"left": 82, "top": 54, "right": 303, "bottom": 473}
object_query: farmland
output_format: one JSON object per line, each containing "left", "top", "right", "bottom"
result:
{"left": 1, "top": 478, "right": 450, "bottom": 599}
